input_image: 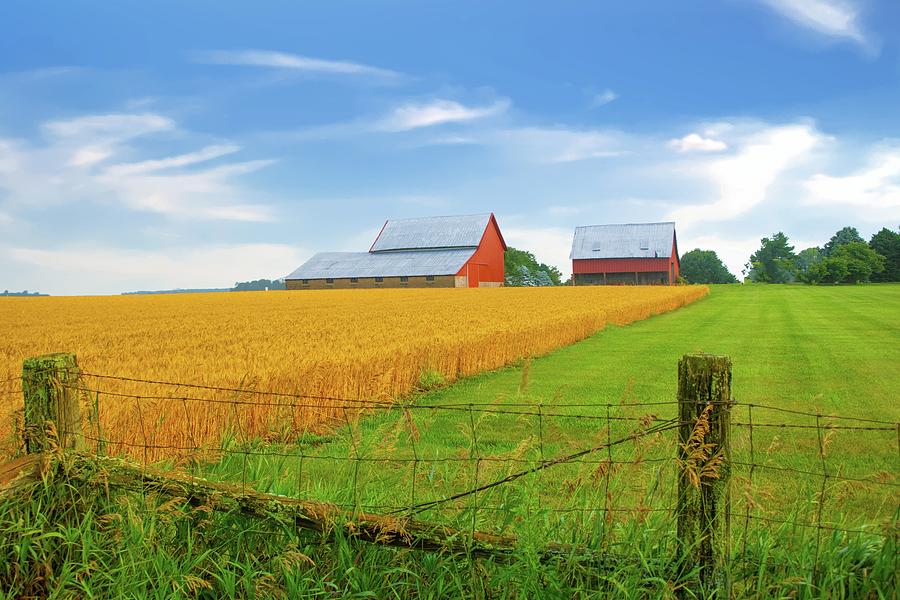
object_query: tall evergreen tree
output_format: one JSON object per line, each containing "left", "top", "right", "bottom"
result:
{"left": 746, "top": 232, "right": 797, "bottom": 283}
{"left": 822, "top": 226, "right": 864, "bottom": 257}
{"left": 869, "top": 227, "right": 900, "bottom": 282}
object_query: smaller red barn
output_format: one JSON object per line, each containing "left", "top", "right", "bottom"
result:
{"left": 570, "top": 222, "right": 679, "bottom": 285}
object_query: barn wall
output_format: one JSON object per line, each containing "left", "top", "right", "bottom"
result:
{"left": 458, "top": 217, "right": 505, "bottom": 287}
{"left": 572, "top": 257, "right": 671, "bottom": 275}
{"left": 286, "top": 275, "right": 456, "bottom": 290}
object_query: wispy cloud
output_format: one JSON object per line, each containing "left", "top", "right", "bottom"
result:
{"left": 43, "top": 113, "right": 174, "bottom": 139}
{"left": 669, "top": 133, "right": 728, "bottom": 153}
{"left": 493, "top": 127, "right": 628, "bottom": 163}
{"left": 591, "top": 89, "right": 618, "bottom": 108}
{"left": 105, "top": 144, "right": 241, "bottom": 176}
{"left": 193, "top": 49, "right": 402, "bottom": 79}
{"left": 804, "top": 147, "right": 900, "bottom": 216}
{"left": 758, "top": 0, "right": 871, "bottom": 49}
{"left": 376, "top": 99, "right": 510, "bottom": 132}
{"left": 670, "top": 123, "right": 823, "bottom": 225}
{"left": 0, "top": 112, "right": 275, "bottom": 223}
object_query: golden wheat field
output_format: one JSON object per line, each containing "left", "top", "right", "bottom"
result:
{"left": 0, "top": 286, "right": 707, "bottom": 460}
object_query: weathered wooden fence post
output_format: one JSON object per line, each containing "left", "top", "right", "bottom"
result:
{"left": 21, "top": 353, "right": 84, "bottom": 453}
{"left": 676, "top": 353, "right": 732, "bottom": 597}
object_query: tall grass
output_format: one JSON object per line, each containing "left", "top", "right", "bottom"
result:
{"left": 0, "top": 466, "right": 894, "bottom": 599}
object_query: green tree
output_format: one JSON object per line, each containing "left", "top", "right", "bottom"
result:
{"left": 869, "top": 227, "right": 900, "bottom": 282}
{"left": 232, "top": 279, "right": 286, "bottom": 291}
{"left": 832, "top": 242, "right": 885, "bottom": 283}
{"left": 746, "top": 232, "right": 797, "bottom": 283}
{"left": 822, "top": 226, "right": 864, "bottom": 256}
{"left": 504, "top": 247, "right": 562, "bottom": 286}
{"left": 805, "top": 242, "right": 885, "bottom": 284}
{"left": 679, "top": 249, "right": 738, "bottom": 284}
{"left": 795, "top": 247, "right": 823, "bottom": 283}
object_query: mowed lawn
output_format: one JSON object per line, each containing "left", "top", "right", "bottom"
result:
{"left": 208, "top": 284, "right": 900, "bottom": 541}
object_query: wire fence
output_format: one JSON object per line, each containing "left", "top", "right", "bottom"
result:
{"left": 5, "top": 363, "right": 899, "bottom": 583}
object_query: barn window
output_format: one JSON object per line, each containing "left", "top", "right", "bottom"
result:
{"left": 426, "top": 275, "right": 435, "bottom": 282}
{"left": 326, "top": 278, "right": 334, "bottom": 284}
{"left": 400, "top": 276, "right": 409, "bottom": 283}
{"left": 301, "top": 279, "right": 309, "bottom": 284}
{"left": 639, "top": 239, "right": 650, "bottom": 250}
{"left": 375, "top": 276, "right": 384, "bottom": 283}
{"left": 592, "top": 242, "right": 603, "bottom": 252}
{"left": 350, "top": 277, "right": 358, "bottom": 284}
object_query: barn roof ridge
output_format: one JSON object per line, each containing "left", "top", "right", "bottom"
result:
{"left": 574, "top": 220, "right": 675, "bottom": 229}
{"left": 381, "top": 211, "right": 493, "bottom": 222}
{"left": 370, "top": 213, "right": 494, "bottom": 253}
{"left": 570, "top": 222, "right": 676, "bottom": 261}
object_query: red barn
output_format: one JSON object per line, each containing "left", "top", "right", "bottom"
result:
{"left": 285, "top": 213, "right": 506, "bottom": 289}
{"left": 570, "top": 222, "right": 679, "bottom": 285}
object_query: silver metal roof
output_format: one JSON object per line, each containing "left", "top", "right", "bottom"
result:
{"left": 570, "top": 222, "right": 676, "bottom": 260}
{"left": 285, "top": 249, "right": 476, "bottom": 280}
{"left": 370, "top": 213, "right": 491, "bottom": 252}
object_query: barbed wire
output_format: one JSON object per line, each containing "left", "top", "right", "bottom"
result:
{"left": 731, "top": 421, "right": 895, "bottom": 432}
{"left": 744, "top": 514, "right": 890, "bottom": 538}
{"left": 75, "top": 370, "right": 682, "bottom": 409}
{"left": 730, "top": 460, "right": 899, "bottom": 488}
{"left": 737, "top": 402, "right": 898, "bottom": 426}
{"left": 394, "top": 419, "right": 681, "bottom": 516}
{"left": 61, "top": 382, "right": 676, "bottom": 421}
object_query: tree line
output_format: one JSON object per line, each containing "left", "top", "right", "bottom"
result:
{"left": 679, "top": 226, "right": 899, "bottom": 285}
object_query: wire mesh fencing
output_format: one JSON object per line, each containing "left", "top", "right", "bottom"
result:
{"left": 4, "top": 356, "right": 898, "bottom": 590}
{"left": 46, "top": 370, "right": 690, "bottom": 546}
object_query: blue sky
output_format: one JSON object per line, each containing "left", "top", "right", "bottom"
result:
{"left": 1, "top": 0, "right": 899, "bottom": 294}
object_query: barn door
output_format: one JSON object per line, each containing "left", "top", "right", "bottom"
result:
{"left": 469, "top": 263, "right": 481, "bottom": 288}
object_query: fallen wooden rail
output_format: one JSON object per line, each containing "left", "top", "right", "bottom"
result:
{"left": 0, "top": 452, "right": 605, "bottom": 564}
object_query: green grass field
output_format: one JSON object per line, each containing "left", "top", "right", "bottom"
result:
{"left": 2, "top": 285, "right": 898, "bottom": 598}
{"left": 206, "top": 284, "right": 899, "bottom": 532}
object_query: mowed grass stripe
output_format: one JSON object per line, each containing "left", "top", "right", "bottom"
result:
{"left": 205, "top": 285, "right": 898, "bottom": 538}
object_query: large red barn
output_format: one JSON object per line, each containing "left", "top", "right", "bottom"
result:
{"left": 285, "top": 213, "right": 506, "bottom": 289}
{"left": 570, "top": 222, "right": 679, "bottom": 285}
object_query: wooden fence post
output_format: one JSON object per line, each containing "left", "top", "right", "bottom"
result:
{"left": 676, "top": 353, "right": 732, "bottom": 597}
{"left": 21, "top": 353, "right": 84, "bottom": 453}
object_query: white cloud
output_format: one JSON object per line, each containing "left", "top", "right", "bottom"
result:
{"left": 193, "top": 49, "right": 401, "bottom": 79}
{"left": 376, "top": 99, "right": 510, "bottom": 132}
{"left": 428, "top": 135, "right": 479, "bottom": 146}
{"left": 43, "top": 113, "right": 174, "bottom": 139}
{"left": 502, "top": 225, "right": 574, "bottom": 276}
{"left": 591, "top": 90, "right": 618, "bottom": 108}
{"left": 669, "top": 133, "right": 728, "bottom": 153}
{"left": 494, "top": 127, "right": 628, "bottom": 163}
{"left": 670, "top": 123, "right": 823, "bottom": 226}
{"left": 6, "top": 243, "right": 308, "bottom": 295}
{"left": 804, "top": 148, "right": 900, "bottom": 218}
{"left": 68, "top": 146, "right": 113, "bottom": 167}
{"left": 0, "top": 112, "right": 275, "bottom": 223}
{"left": 758, "top": 0, "right": 870, "bottom": 48}
{"left": 105, "top": 144, "right": 241, "bottom": 176}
